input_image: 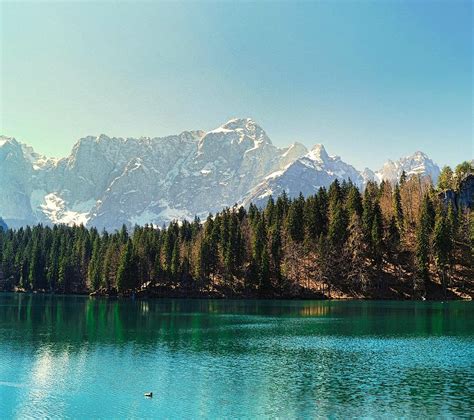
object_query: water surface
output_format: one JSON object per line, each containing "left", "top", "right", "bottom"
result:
{"left": 0, "top": 294, "right": 473, "bottom": 418}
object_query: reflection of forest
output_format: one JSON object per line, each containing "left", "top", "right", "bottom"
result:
{"left": 0, "top": 294, "right": 472, "bottom": 355}
{"left": 299, "top": 304, "right": 331, "bottom": 317}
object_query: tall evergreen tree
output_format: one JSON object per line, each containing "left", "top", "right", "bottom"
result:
{"left": 116, "top": 240, "right": 137, "bottom": 292}
{"left": 393, "top": 183, "right": 404, "bottom": 232}
{"left": 433, "top": 211, "right": 453, "bottom": 292}
{"left": 87, "top": 237, "right": 102, "bottom": 291}
{"left": 328, "top": 201, "right": 347, "bottom": 249}
{"left": 287, "top": 196, "right": 304, "bottom": 243}
{"left": 415, "top": 203, "right": 432, "bottom": 280}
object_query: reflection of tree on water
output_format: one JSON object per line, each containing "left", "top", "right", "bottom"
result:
{"left": 1, "top": 294, "right": 473, "bottom": 417}
{"left": 1, "top": 294, "right": 473, "bottom": 355}
{"left": 299, "top": 303, "right": 331, "bottom": 317}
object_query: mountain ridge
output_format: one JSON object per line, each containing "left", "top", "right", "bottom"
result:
{"left": 0, "top": 119, "right": 441, "bottom": 229}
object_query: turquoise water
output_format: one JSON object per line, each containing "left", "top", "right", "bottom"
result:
{"left": 0, "top": 294, "right": 473, "bottom": 418}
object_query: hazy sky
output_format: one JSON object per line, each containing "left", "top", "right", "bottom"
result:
{"left": 1, "top": 0, "right": 472, "bottom": 170}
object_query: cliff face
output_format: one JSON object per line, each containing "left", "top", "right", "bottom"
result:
{"left": 458, "top": 175, "right": 474, "bottom": 209}
{"left": 439, "top": 174, "right": 474, "bottom": 211}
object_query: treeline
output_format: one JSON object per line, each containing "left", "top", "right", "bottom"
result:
{"left": 0, "top": 164, "right": 473, "bottom": 299}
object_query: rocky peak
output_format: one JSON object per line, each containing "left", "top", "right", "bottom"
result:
{"left": 307, "top": 144, "right": 330, "bottom": 162}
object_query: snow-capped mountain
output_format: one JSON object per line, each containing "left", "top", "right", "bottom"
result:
{"left": 0, "top": 120, "right": 441, "bottom": 230}
{"left": 374, "top": 151, "right": 441, "bottom": 184}
{"left": 242, "top": 144, "right": 363, "bottom": 207}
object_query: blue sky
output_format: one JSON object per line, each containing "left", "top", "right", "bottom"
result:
{"left": 1, "top": 0, "right": 472, "bottom": 170}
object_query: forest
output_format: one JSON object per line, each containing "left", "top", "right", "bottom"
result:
{"left": 0, "top": 162, "right": 472, "bottom": 300}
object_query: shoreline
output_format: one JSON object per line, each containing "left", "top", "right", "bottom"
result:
{"left": 2, "top": 288, "right": 471, "bottom": 301}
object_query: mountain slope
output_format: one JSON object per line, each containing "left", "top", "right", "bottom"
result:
{"left": 375, "top": 151, "right": 441, "bottom": 184}
{"left": 0, "top": 123, "right": 441, "bottom": 230}
{"left": 242, "top": 144, "right": 364, "bottom": 207}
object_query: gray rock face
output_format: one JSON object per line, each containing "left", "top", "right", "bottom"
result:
{"left": 440, "top": 174, "right": 474, "bottom": 211}
{"left": 0, "top": 119, "right": 441, "bottom": 230}
{"left": 459, "top": 175, "right": 474, "bottom": 209}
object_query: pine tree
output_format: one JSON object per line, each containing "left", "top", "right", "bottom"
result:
{"left": 328, "top": 179, "right": 342, "bottom": 208}
{"left": 345, "top": 213, "right": 370, "bottom": 291}
{"left": 415, "top": 204, "right": 432, "bottom": 280}
{"left": 433, "top": 211, "right": 453, "bottom": 292}
{"left": 362, "top": 188, "right": 374, "bottom": 244}
{"left": 454, "top": 161, "right": 472, "bottom": 187}
{"left": 116, "top": 240, "right": 137, "bottom": 292}
{"left": 437, "top": 166, "right": 454, "bottom": 190}
{"left": 387, "top": 216, "right": 400, "bottom": 253}
{"left": 196, "top": 238, "right": 210, "bottom": 280}
{"left": 317, "top": 187, "right": 329, "bottom": 235}
{"left": 393, "top": 183, "right": 404, "bottom": 232}
{"left": 253, "top": 217, "right": 266, "bottom": 266}
{"left": 400, "top": 170, "right": 407, "bottom": 186}
{"left": 170, "top": 240, "right": 180, "bottom": 279}
{"left": 88, "top": 237, "right": 102, "bottom": 291}
{"left": 265, "top": 196, "right": 276, "bottom": 228}
{"left": 345, "top": 185, "right": 363, "bottom": 218}
{"left": 328, "top": 201, "right": 347, "bottom": 249}
{"left": 29, "top": 240, "right": 45, "bottom": 290}
{"left": 371, "top": 202, "right": 383, "bottom": 263}
{"left": 259, "top": 248, "right": 271, "bottom": 293}
{"left": 286, "top": 194, "right": 304, "bottom": 243}
{"left": 420, "top": 194, "right": 436, "bottom": 232}
{"left": 270, "top": 225, "right": 282, "bottom": 282}
{"left": 447, "top": 202, "right": 457, "bottom": 238}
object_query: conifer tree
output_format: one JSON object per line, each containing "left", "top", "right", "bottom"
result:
{"left": 116, "top": 240, "right": 137, "bottom": 292}
{"left": 265, "top": 196, "right": 276, "bottom": 227}
{"left": 437, "top": 166, "right": 454, "bottom": 190}
{"left": 29, "top": 239, "right": 45, "bottom": 290}
{"left": 328, "top": 201, "right": 347, "bottom": 249}
{"left": 253, "top": 217, "right": 266, "bottom": 266}
{"left": 420, "top": 194, "right": 436, "bottom": 233}
{"left": 371, "top": 202, "right": 383, "bottom": 263}
{"left": 170, "top": 240, "right": 180, "bottom": 279}
{"left": 345, "top": 213, "right": 370, "bottom": 291}
{"left": 387, "top": 216, "right": 400, "bottom": 253}
{"left": 454, "top": 161, "right": 472, "bottom": 186}
{"left": 415, "top": 204, "right": 432, "bottom": 280}
{"left": 393, "top": 183, "right": 404, "bottom": 232}
{"left": 270, "top": 225, "right": 282, "bottom": 281}
{"left": 433, "top": 211, "right": 453, "bottom": 292}
{"left": 87, "top": 237, "right": 102, "bottom": 291}
{"left": 400, "top": 170, "right": 407, "bottom": 186}
{"left": 328, "top": 179, "right": 342, "bottom": 208}
{"left": 287, "top": 195, "right": 304, "bottom": 243}
{"left": 362, "top": 188, "right": 374, "bottom": 244}
{"left": 345, "top": 185, "right": 363, "bottom": 218}
{"left": 259, "top": 248, "right": 271, "bottom": 293}
{"left": 317, "top": 187, "right": 329, "bottom": 235}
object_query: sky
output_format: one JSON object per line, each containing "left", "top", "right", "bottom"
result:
{"left": 1, "top": 0, "right": 472, "bottom": 170}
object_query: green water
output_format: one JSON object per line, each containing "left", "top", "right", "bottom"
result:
{"left": 0, "top": 294, "right": 473, "bottom": 418}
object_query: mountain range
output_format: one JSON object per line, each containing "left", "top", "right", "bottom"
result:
{"left": 0, "top": 118, "right": 441, "bottom": 230}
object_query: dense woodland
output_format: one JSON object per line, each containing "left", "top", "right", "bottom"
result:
{"left": 1, "top": 161, "right": 473, "bottom": 299}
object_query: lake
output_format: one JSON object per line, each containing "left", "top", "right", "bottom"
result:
{"left": 0, "top": 294, "right": 473, "bottom": 418}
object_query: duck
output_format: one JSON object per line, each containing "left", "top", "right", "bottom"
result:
{"left": 144, "top": 392, "right": 153, "bottom": 398}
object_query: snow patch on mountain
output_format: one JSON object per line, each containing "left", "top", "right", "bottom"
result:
{"left": 40, "top": 193, "right": 91, "bottom": 225}
{"left": 375, "top": 151, "right": 440, "bottom": 183}
{"left": 0, "top": 122, "right": 441, "bottom": 230}
{"left": 242, "top": 144, "right": 364, "bottom": 207}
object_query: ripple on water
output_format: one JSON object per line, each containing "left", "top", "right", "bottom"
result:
{"left": 0, "top": 296, "right": 473, "bottom": 418}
